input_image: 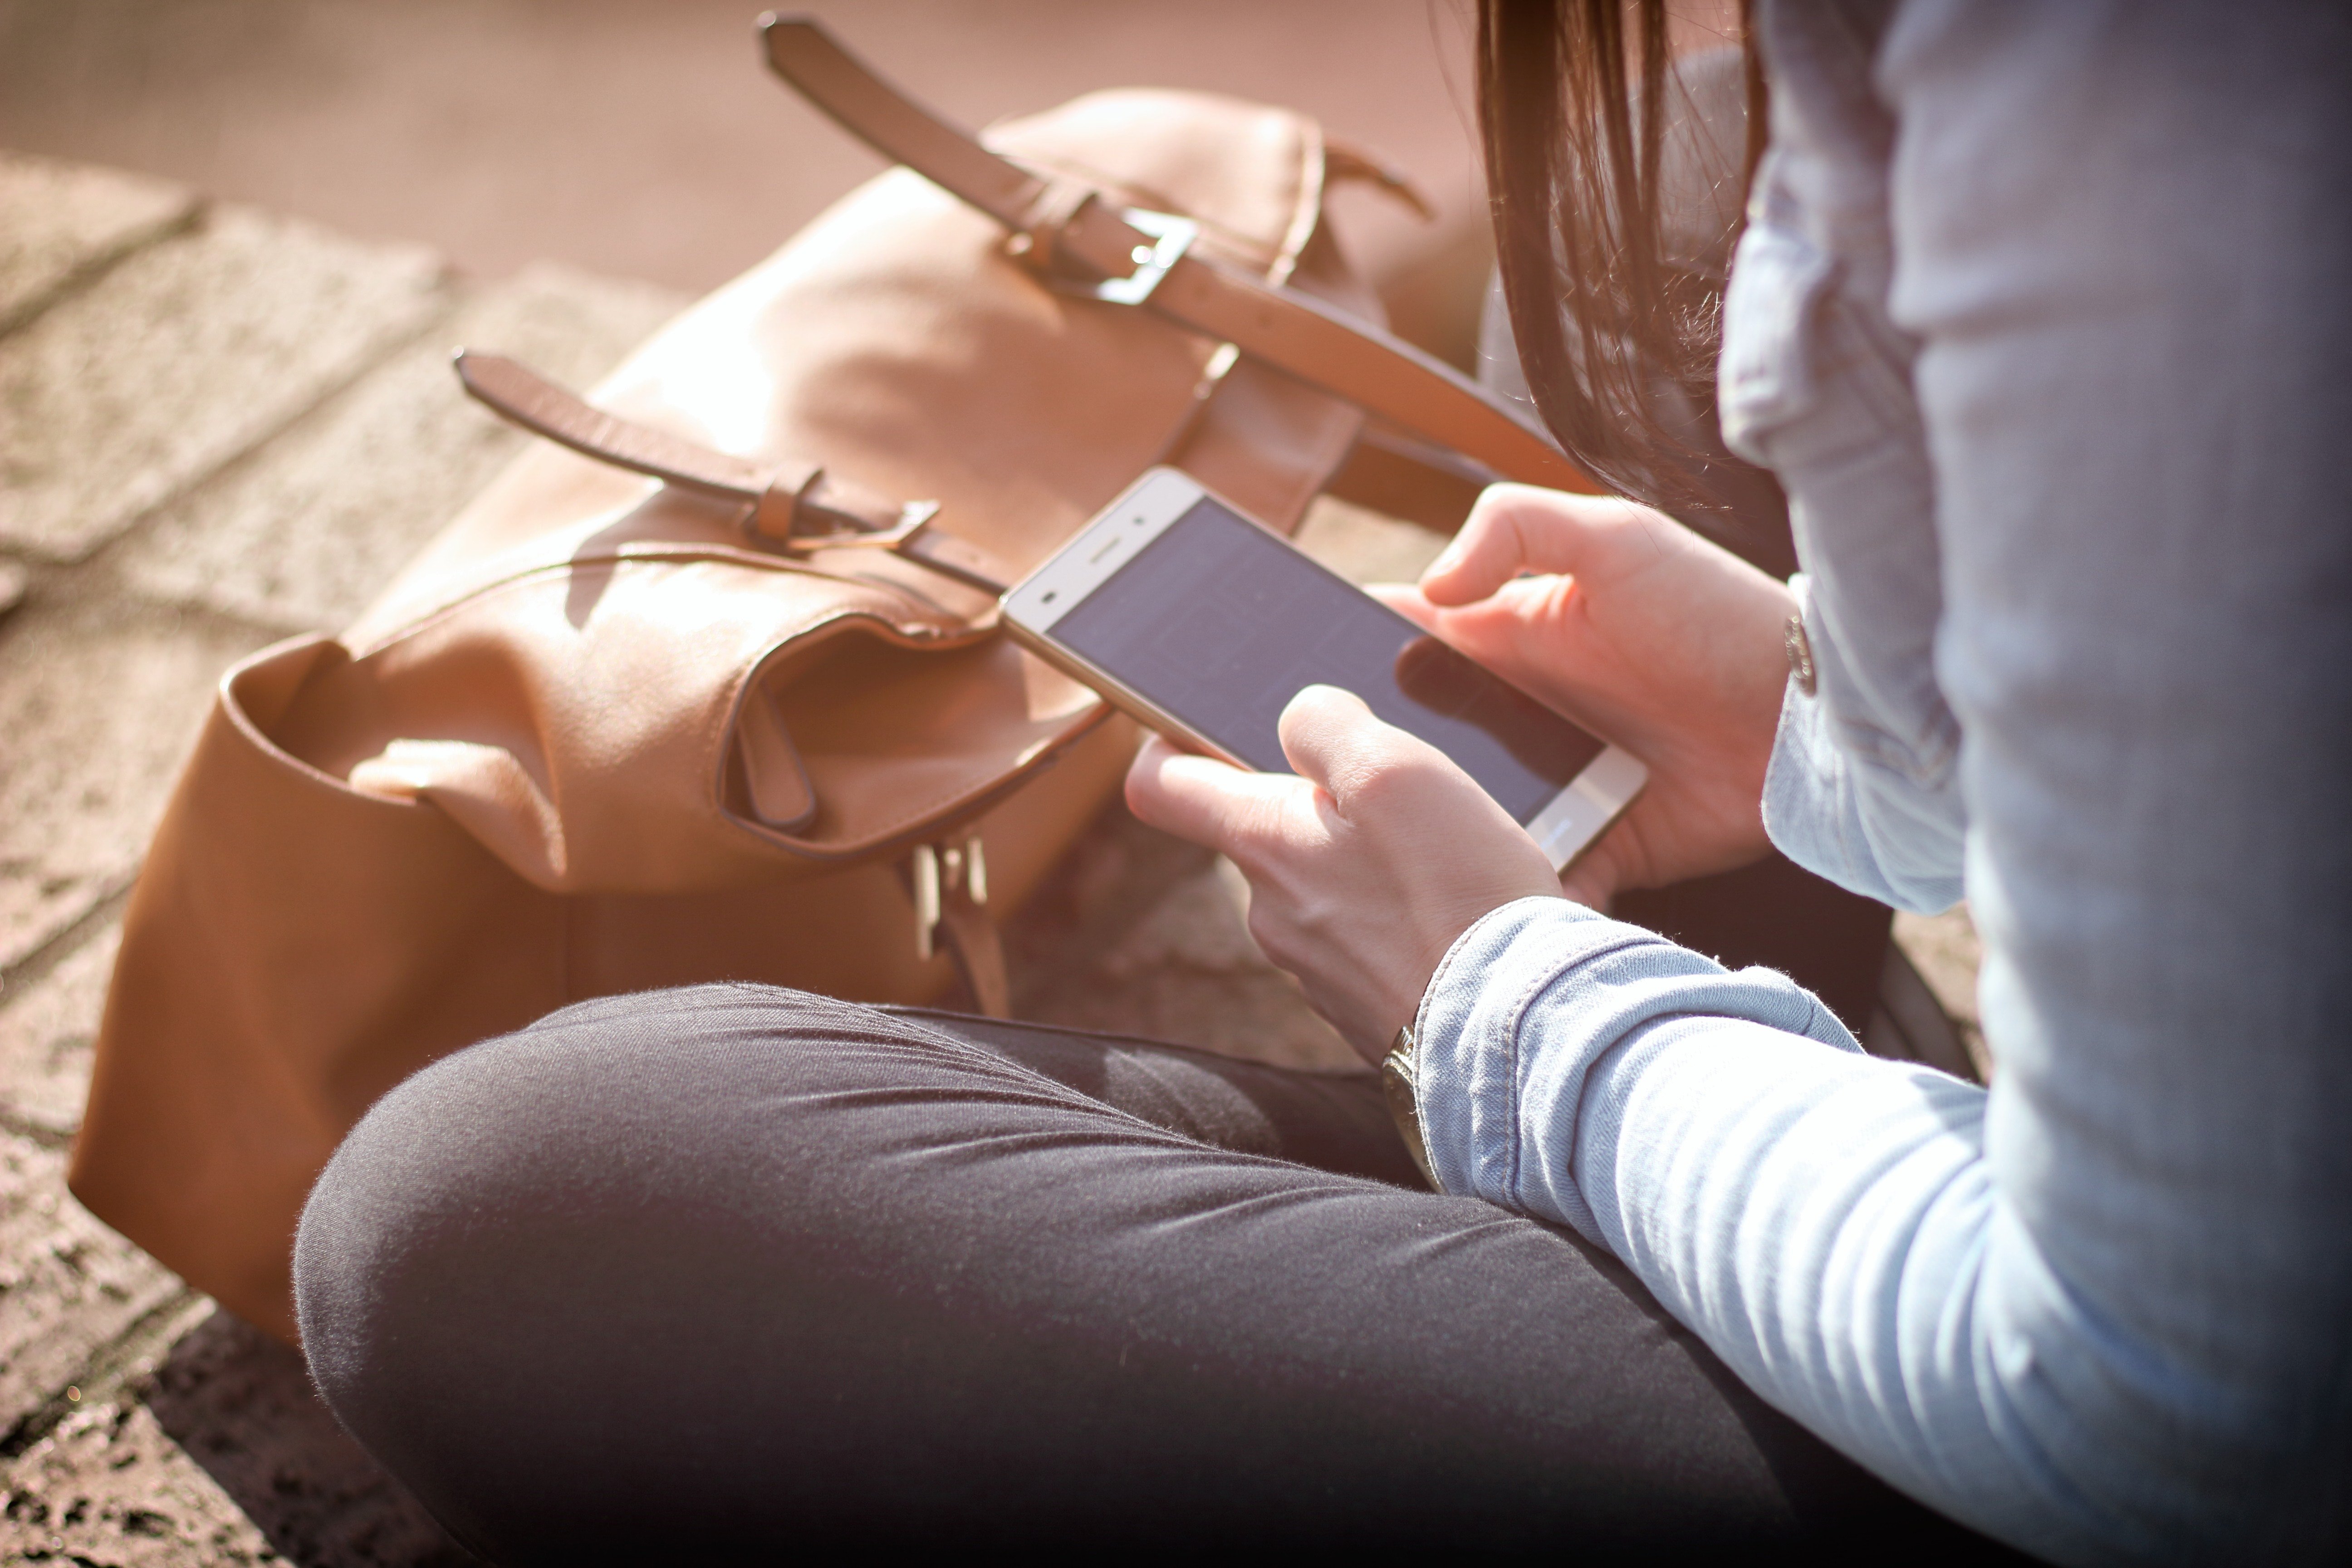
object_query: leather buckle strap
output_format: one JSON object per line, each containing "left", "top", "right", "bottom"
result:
{"left": 457, "top": 348, "right": 776, "bottom": 502}
{"left": 760, "top": 14, "right": 1597, "bottom": 496}
{"left": 1005, "top": 186, "right": 1197, "bottom": 306}
{"left": 453, "top": 352, "right": 1015, "bottom": 595}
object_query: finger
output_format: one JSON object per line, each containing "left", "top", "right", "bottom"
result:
{"left": 1124, "top": 735, "right": 1302, "bottom": 856}
{"left": 1363, "top": 581, "right": 1440, "bottom": 632}
{"left": 1419, "top": 484, "right": 1651, "bottom": 608}
{"left": 1558, "top": 860, "right": 1614, "bottom": 910}
{"left": 1273, "top": 684, "right": 1373, "bottom": 798}
{"left": 1372, "top": 574, "right": 1587, "bottom": 720}
{"left": 1407, "top": 573, "right": 1582, "bottom": 676}
{"left": 1275, "top": 684, "right": 1443, "bottom": 805}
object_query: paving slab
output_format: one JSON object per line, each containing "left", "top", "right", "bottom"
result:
{"left": 1028, "top": 854, "right": 1361, "bottom": 1071}
{"left": 0, "top": 596, "right": 268, "bottom": 976}
{"left": 139, "top": 1312, "right": 478, "bottom": 1567}
{"left": 0, "top": 205, "right": 447, "bottom": 562}
{"left": 0, "top": 1131, "right": 186, "bottom": 1444}
{"left": 125, "top": 264, "right": 684, "bottom": 633}
{"left": 0, "top": 922, "right": 119, "bottom": 1141}
{"left": 1, "top": 1397, "right": 275, "bottom": 1565}
{"left": 0, "top": 152, "right": 196, "bottom": 337}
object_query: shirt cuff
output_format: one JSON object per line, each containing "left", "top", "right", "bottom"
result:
{"left": 1763, "top": 577, "right": 1967, "bottom": 913}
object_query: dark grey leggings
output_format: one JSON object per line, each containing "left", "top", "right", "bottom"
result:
{"left": 294, "top": 985, "right": 2020, "bottom": 1563}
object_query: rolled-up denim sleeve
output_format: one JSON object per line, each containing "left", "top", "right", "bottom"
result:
{"left": 1412, "top": 898, "right": 1872, "bottom": 1241}
{"left": 1420, "top": 6, "right": 2352, "bottom": 1564}
{"left": 1414, "top": 900, "right": 2015, "bottom": 1535}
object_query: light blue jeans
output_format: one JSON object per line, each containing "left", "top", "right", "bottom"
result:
{"left": 1413, "top": 5, "right": 2352, "bottom": 1563}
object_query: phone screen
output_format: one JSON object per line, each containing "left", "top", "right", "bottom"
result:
{"left": 1046, "top": 495, "right": 1604, "bottom": 823}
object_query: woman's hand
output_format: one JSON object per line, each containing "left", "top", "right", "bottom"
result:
{"left": 1377, "top": 485, "right": 1796, "bottom": 906}
{"left": 1125, "top": 687, "right": 1562, "bottom": 1063}
{"left": 1122, "top": 483, "right": 1794, "bottom": 1057}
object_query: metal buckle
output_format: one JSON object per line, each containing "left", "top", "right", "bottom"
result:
{"left": 1088, "top": 210, "right": 1197, "bottom": 306}
{"left": 912, "top": 837, "right": 988, "bottom": 962}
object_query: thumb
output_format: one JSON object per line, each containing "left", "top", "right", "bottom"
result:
{"left": 1364, "top": 581, "right": 1441, "bottom": 633}
{"left": 1275, "top": 684, "right": 1434, "bottom": 805}
{"left": 1420, "top": 484, "right": 1641, "bottom": 608}
{"left": 1125, "top": 734, "right": 1300, "bottom": 856}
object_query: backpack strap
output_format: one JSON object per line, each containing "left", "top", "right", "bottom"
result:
{"left": 454, "top": 352, "right": 1018, "bottom": 596}
{"left": 761, "top": 15, "right": 1597, "bottom": 497}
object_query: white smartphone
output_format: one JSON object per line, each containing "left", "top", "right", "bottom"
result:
{"left": 1001, "top": 468, "right": 1646, "bottom": 872}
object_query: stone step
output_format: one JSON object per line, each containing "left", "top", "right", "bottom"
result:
{"left": 3, "top": 1392, "right": 279, "bottom": 1566}
{"left": 0, "top": 206, "right": 447, "bottom": 563}
{"left": 0, "top": 597, "right": 267, "bottom": 979}
{"left": 123, "top": 263, "right": 685, "bottom": 635}
{"left": 0, "top": 1130, "right": 186, "bottom": 1442}
{"left": 0, "top": 921, "right": 119, "bottom": 1142}
{"left": 0, "top": 152, "right": 196, "bottom": 338}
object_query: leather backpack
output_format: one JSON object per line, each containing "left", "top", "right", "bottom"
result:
{"left": 70, "top": 17, "right": 1591, "bottom": 1341}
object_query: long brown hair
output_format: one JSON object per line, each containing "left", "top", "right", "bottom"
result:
{"left": 1477, "top": 0, "right": 1765, "bottom": 517}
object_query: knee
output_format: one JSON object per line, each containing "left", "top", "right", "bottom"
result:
{"left": 294, "top": 984, "right": 892, "bottom": 1540}
{"left": 294, "top": 999, "right": 583, "bottom": 1389}
{"left": 296, "top": 981, "right": 860, "bottom": 1356}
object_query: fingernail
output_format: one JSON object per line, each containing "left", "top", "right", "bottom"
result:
{"left": 1426, "top": 537, "right": 1468, "bottom": 579}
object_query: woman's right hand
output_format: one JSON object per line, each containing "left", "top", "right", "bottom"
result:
{"left": 1373, "top": 484, "right": 1797, "bottom": 908}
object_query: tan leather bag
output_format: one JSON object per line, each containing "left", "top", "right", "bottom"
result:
{"left": 70, "top": 19, "right": 1590, "bottom": 1342}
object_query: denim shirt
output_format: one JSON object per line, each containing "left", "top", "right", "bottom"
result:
{"left": 1414, "top": 5, "right": 2352, "bottom": 1563}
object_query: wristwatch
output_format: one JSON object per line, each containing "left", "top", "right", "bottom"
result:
{"left": 1380, "top": 1025, "right": 1438, "bottom": 1190}
{"left": 1784, "top": 611, "right": 1818, "bottom": 696}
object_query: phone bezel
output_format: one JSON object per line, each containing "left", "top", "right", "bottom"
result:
{"left": 1000, "top": 467, "right": 1646, "bottom": 872}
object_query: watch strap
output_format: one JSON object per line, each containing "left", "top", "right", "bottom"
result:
{"left": 1379, "top": 1025, "right": 1438, "bottom": 1190}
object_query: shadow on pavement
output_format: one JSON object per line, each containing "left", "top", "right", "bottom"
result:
{"left": 145, "top": 1311, "right": 481, "bottom": 1568}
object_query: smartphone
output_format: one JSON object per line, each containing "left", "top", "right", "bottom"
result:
{"left": 1001, "top": 468, "right": 1646, "bottom": 871}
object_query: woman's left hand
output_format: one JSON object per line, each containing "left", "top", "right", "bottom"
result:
{"left": 1124, "top": 685, "right": 1563, "bottom": 1063}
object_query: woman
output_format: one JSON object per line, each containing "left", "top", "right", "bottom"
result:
{"left": 294, "top": 4, "right": 2350, "bottom": 1562}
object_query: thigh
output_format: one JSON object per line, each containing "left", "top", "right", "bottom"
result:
{"left": 295, "top": 984, "right": 2010, "bottom": 1563}
{"left": 874, "top": 1004, "right": 1421, "bottom": 1185}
